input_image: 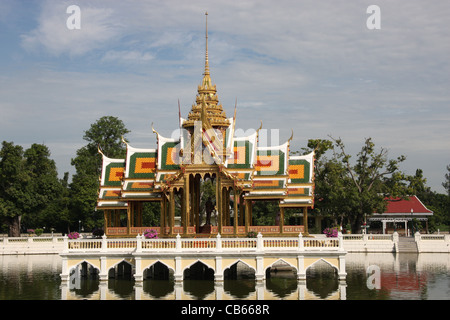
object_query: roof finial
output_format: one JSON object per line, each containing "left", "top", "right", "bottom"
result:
{"left": 204, "top": 11, "right": 210, "bottom": 76}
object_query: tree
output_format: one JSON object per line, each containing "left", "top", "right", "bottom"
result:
{"left": 0, "top": 142, "right": 62, "bottom": 236}
{"left": 443, "top": 165, "right": 450, "bottom": 229}
{"left": 0, "top": 142, "right": 28, "bottom": 236}
{"left": 295, "top": 139, "right": 357, "bottom": 230}
{"left": 69, "top": 116, "right": 130, "bottom": 232}
{"left": 331, "top": 137, "right": 409, "bottom": 233}
{"left": 443, "top": 165, "right": 450, "bottom": 197}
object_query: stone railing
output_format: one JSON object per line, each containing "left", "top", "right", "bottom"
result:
{"left": 341, "top": 233, "right": 397, "bottom": 252}
{"left": 415, "top": 232, "right": 450, "bottom": 253}
{"left": 0, "top": 236, "right": 65, "bottom": 254}
{"left": 63, "top": 233, "right": 344, "bottom": 254}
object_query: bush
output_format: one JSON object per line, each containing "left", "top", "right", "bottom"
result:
{"left": 68, "top": 232, "right": 80, "bottom": 239}
{"left": 247, "top": 231, "right": 257, "bottom": 238}
{"left": 35, "top": 228, "right": 44, "bottom": 236}
{"left": 92, "top": 228, "right": 104, "bottom": 238}
{"left": 323, "top": 227, "right": 339, "bottom": 238}
{"left": 143, "top": 229, "right": 158, "bottom": 239}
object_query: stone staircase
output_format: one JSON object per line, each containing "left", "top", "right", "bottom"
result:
{"left": 396, "top": 236, "right": 418, "bottom": 253}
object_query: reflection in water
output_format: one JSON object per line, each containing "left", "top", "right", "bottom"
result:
{"left": 224, "top": 279, "right": 256, "bottom": 299}
{"left": 1, "top": 253, "right": 450, "bottom": 300}
{"left": 306, "top": 260, "right": 339, "bottom": 299}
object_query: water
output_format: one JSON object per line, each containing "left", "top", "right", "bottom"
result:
{"left": 1, "top": 253, "right": 449, "bottom": 300}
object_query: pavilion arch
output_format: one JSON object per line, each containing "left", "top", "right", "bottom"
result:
{"left": 69, "top": 260, "right": 100, "bottom": 277}
{"left": 107, "top": 259, "right": 135, "bottom": 279}
{"left": 223, "top": 259, "right": 256, "bottom": 280}
{"left": 264, "top": 258, "right": 298, "bottom": 275}
{"left": 223, "top": 259, "right": 256, "bottom": 273}
{"left": 305, "top": 258, "right": 339, "bottom": 274}
{"left": 181, "top": 258, "right": 216, "bottom": 273}
{"left": 143, "top": 260, "right": 175, "bottom": 280}
{"left": 142, "top": 259, "right": 176, "bottom": 275}
{"left": 183, "top": 260, "right": 215, "bottom": 280}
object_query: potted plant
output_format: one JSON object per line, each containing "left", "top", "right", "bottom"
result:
{"left": 27, "top": 229, "right": 35, "bottom": 236}
{"left": 143, "top": 229, "right": 158, "bottom": 239}
{"left": 92, "top": 228, "right": 104, "bottom": 238}
{"left": 345, "top": 224, "right": 352, "bottom": 234}
{"left": 35, "top": 228, "right": 44, "bottom": 236}
{"left": 247, "top": 231, "right": 257, "bottom": 238}
{"left": 323, "top": 227, "right": 338, "bottom": 238}
{"left": 68, "top": 231, "right": 80, "bottom": 239}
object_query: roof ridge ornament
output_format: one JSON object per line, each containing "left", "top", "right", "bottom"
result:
{"left": 204, "top": 11, "right": 210, "bottom": 76}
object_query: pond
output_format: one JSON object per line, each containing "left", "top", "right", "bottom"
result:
{"left": 0, "top": 253, "right": 449, "bottom": 300}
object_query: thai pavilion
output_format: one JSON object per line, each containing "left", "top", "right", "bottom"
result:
{"left": 96, "top": 13, "right": 315, "bottom": 238}
{"left": 369, "top": 196, "right": 433, "bottom": 235}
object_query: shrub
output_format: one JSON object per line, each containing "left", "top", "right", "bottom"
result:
{"left": 247, "top": 231, "right": 257, "bottom": 238}
{"left": 68, "top": 232, "right": 80, "bottom": 239}
{"left": 144, "top": 229, "right": 158, "bottom": 239}
{"left": 35, "top": 228, "right": 44, "bottom": 236}
{"left": 323, "top": 227, "right": 339, "bottom": 238}
{"left": 92, "top": 228, "right": 104, "bottom": 238}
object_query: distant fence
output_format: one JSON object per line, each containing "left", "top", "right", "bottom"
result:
{"left": 0, "top": 236, "right": 65, "bottom": 254}
{"left": 2, "top": 232, "right": 449, "bottom": 255}
{"left": 341, "top": 233, "right": 397, "bottom": 253}
{"left": 415, "top": 233, "right": 450, "bottom": 253}
{"left": 62, "top": 233, "right": 344, "bottom": 254}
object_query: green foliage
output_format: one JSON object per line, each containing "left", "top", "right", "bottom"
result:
{"left": 0, "top": 142, "right": 64, "bottom": 236}
{"left": 142, "top": 202, "right": 160, "bottom": 226}
{"left": 252, "top": 200, "right": 279, "bottom": 225}
{"left": 69, "top": 116, "right": 130, "bottom": 232}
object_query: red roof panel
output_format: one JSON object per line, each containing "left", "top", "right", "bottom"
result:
{"left": 384, "top": 196, "right": 433, "bottom": 214}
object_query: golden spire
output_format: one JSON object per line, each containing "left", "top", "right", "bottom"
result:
{"left": 204, "top": 11, "right": 210, "bottom": 76}
{"left": 182, "top": 12, "right": 230, "bottom": 129}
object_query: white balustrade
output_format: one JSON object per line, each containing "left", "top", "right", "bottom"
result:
{"left": 61, "top": 233, "right": 344, "bottom": 254}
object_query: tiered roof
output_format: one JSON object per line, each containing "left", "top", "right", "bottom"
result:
{"left": 96, "top": 13, "right": 315, "bottom": 210}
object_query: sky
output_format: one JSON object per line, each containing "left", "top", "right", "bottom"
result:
{"left": 0, "top": 0, "right": 449, "bottom": 193}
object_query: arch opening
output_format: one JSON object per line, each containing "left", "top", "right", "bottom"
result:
{"left": 265, "top": 260, "right": 298, "bottom": 298}
{"left": 306, "top": 259, "right": 339, "bottom": 299}
{"left": 266, "top": 260, "right": 297, "bottom": 279}
{"left": 183, "top": 261, "right": 215, "bottom": 280}
{"left": 68, "top": 261, "right": 100, "bottom": 297}
{"left": 109, "top": 260, "right": 134, "bottom": 280}
{"left": 224, "top": 261, "right": 255, "bottom": 280}
{"left": 142, "top": 262, "right": 175, "bottom": 299}
{"left": 144, "top": 261, "right": 174, "bottom": 281}
{"left": 223, "top": 261, "right": 256, "bottom": 299}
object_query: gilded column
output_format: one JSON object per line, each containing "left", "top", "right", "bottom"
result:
{"left": 279, "top": 206, "right": 285, "bottom": 234}
{"left": 169, "top": 188, "right": 175, "bottom": 235}
{"left": 303, "top": 207, "right": 309, "bottom": 235}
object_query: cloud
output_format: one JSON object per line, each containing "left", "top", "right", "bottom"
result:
{"left": 101, "top": 50, "right": 154, "bottom": 63}
{"left": 2, "top": 0, "right": 450, "bottom": 192}
{"left": 20, "top": 1, "right": 124, "bottom": 56}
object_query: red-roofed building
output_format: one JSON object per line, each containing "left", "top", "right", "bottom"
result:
{"left": 369, "top": 196, "right": 433, "bottom": 235}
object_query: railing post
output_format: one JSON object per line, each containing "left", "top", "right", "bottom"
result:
{"left": 257, "top": 232, "right": 263, "bottom": 252}
{"left": 216, "top": 233, "right": 222, "bottom": 252}
{"left": 392, "top": 231, "right": 399, "bottom": 252}
{"left": 136, "top": 234, "right": 142, "bottom": 253}
{"left": 338, "top": 232, "right": 344, "bottom": 251}
{"left": 298, "top": 232, "right": 304, "bottom": 251}
{"left": 101, "top": 234, "right": 107, "bottom": 252}
{"left": 176, "top": 233, "right": 181, "bottom": 252}
{"left": 414, "top": 231, "right": 421, "bottom": 253}
{"left": 62, "top": 235, "right": 69, "bottom": 253}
